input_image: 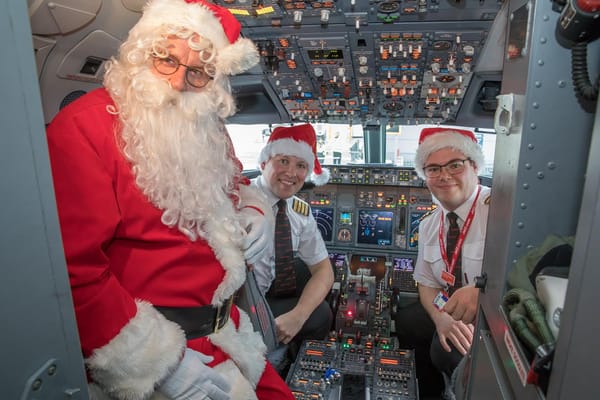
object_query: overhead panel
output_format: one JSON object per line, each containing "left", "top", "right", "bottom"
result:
{"left": 224, "top": 0, "right": 502, "bottom": 125}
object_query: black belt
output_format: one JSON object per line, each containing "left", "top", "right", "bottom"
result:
{"left": 155, "top": 297, "right": 233, "bottom": 340}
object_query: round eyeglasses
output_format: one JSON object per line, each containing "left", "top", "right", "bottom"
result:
{"left": 423, "top": 158, "right": 471, "bottom": 178}
{"left": 152, "top": 55, "right": 215, "bottom": 88}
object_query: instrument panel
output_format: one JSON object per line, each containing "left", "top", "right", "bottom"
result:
{"left": 298, "top": 164, "right": 435, "bottom": 253}
{"left": 226, "top": 0, "right": 502, "bottom": 125}
{"left": 249, "top": 28, "right": 487, "bottom": 125}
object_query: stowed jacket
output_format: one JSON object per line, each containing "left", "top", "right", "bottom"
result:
{"left": 46, "top": 89, "right": 290, "bottom": 400}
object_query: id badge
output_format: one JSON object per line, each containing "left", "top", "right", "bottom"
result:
{"left": 433, "top": 291, "right": 449, "bottom": 310}
{"left": 441, "top": 270, "right": 456, "bottom": 286}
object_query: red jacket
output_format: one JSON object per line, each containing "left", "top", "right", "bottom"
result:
{"left": 47, "top": 88, "right": 292, "bottom": 400}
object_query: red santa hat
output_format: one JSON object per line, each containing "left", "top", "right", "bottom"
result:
{"left": 131, "top": 0, "right": 258, "bottom": 75}
{"left": 259, "top": 124, "right": 330, "bottom": 186}
{"left": 414, "top": 127, "right": 484, "bottom": 179}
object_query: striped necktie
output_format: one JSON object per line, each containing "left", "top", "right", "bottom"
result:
{"left": 268, "top": 199, "right": 297, "bottom": 297}
{"left": 447, "top": 212, "right": 462, "bottom": 294}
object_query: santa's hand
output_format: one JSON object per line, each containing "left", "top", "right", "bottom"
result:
{"left": 240, "top": 205, "right": 271, "bottom": 265}
{"left": 158, "top": 348, "right": 231, "bottom": 400}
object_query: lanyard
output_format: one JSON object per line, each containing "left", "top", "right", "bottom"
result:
{"left": 438, "top": 186, "right": 481, "bottom": 276}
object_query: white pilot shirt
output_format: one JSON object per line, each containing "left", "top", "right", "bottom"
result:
{"left": 413, "top": 185, "right": 491, "bottom": 290}
{"left": 251, "top": 176, "right": 330, "bottom": 294}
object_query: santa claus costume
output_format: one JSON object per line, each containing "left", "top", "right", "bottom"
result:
{"left": 46, "top": 0, "right": 293, "bottom": 399}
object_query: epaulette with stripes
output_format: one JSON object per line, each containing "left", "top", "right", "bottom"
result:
{"left": 419, "top": 208, "right": 436, "bottom": 222}
{"left": 291, "top": 197, "right": 310, "bottom": 216}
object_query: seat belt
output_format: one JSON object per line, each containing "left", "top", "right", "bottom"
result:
{"left": 234, "top": 267, "right": 279, "bottom": 353}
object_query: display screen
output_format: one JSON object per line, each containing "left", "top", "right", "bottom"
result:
{"left": 409, "top": 211, "right": 426, "bottom": 248}
{"left": 349, "top": 254, "right": 387, "bottom": 281}
{"left": 307, "top": 49, "right": 344, "bottom": 60}
{"left": 339, "top": 211, "right": 353, "bottom": 225}
{"left": 329, "top": 252, "right": 346, "bottom": 268}
{"left": 356, "top": 209, "right": 394, "bottom": 246}
{"left": 393, "top": 257, "right": 414, "bottom": 272}
{"left": 311, "top": 207, "right": 334, "bottom": 242}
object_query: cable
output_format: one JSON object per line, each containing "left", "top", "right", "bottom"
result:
{"left": 571, "top": 42, "right": 599, "bottom": 102}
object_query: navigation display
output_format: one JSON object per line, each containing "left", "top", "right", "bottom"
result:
{"left": 312, "top": 207, "right": 335, "bottom": 242}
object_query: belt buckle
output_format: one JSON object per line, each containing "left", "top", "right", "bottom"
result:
{"left": 213, "top": 297, "right": 232, "bottom": 334}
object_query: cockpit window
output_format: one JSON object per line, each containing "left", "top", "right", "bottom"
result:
{"left": 228, "top": 123, "right": 495, "bottom": 177}
{"left": 385, "top": 125, "right": 496, "bottom": 177}
{"left": 227, "top": 123, "right": 365, "bottom": 169}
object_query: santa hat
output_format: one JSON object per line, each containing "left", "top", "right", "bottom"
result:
{"left": 414, "top": 127, "right": 484, "bottom": 179}
{"left": 259, "top": 124, "right": 330, "bottom": 186}
{"left": 132, "top": 0, "right": 258, "bottom": 75}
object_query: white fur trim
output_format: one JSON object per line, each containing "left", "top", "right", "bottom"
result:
{"left": 258, "top": 138, "right": 315, "bottom": 173}
{"left": 214, "top": 360, "right": 259, "bottom": 400}
{"left": 217, "top": 37, "right": 260, "bottom": 76}
{"left": 134, "top": 0, "right": 258, "bottom": 75}
{"left": 414, "top": 130, "right": 484, "bottom": 179}
{"left": 204, "top": 217, "right": 247, "bottom": 305}
{"left": 210, "top": 309, "right": 267, "bottom": 387}
{"left": 137, "top": 0, "right": 229, "bottom": 48}
{"left": 311, "top": 167, "right": 330, "bottom": 186}
{"left": 86, "top": 301, "right": 186, "bottom": 400}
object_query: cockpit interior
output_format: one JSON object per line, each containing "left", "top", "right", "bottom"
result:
{"left": 2, "top": 0, "right": 599, "bottom": 399}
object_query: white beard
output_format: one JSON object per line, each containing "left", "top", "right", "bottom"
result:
{"left": 111, "top": 69, "right": 245, "bottom": 243}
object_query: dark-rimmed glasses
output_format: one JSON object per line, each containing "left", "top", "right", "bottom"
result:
{"left": 423, "top": 158, "right": 471, "bottom": 178}
{"left": 152, "top": 55, "right": 215, "bottom": 88}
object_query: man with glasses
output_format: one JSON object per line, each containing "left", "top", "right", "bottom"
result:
{"left": 410, "top": 127, "right": 490, "bottom": 400}
{"left": 45, "top": 0, "right": 293, "bottom": 399}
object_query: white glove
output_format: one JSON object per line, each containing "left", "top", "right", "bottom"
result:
{"left": 158, "top": 348, "right": 231, "bottom": 400}
{"left": 240, "top": 206, "right": 271, "bottom": 265}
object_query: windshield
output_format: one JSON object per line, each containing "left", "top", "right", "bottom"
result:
{"left": 228, "top": 123, "right": 496, "bottom": 178}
